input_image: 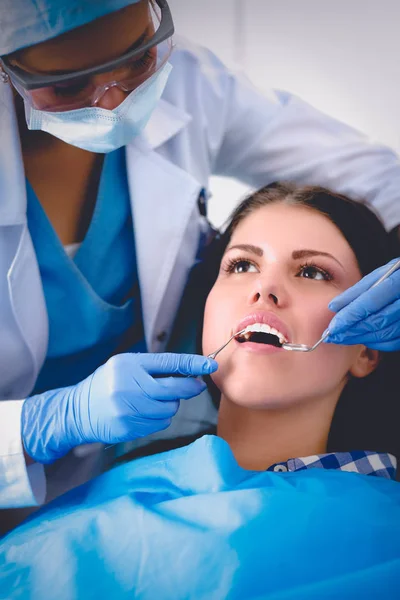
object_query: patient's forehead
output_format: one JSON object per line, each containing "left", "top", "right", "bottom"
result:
{"left": 230, "top": 203, "right": 360, "bottom": 271}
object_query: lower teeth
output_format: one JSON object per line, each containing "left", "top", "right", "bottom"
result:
{"left": 236, "top": 332, "right": 282, "bottom": 347}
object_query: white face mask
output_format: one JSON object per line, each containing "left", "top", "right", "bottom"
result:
{"left": 24, "top": 61, "right": 172, "bottom": 153}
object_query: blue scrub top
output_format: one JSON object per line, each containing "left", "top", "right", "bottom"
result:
{"left": 27, "top": 148, "right": 146, "bottom": 395}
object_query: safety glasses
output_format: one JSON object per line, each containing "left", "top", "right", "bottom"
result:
{"left": 0, "top": 0, "right": 174, "bottom": 112}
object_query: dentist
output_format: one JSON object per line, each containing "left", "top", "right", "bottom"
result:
{"left": 0, "top": 0, "right": 399, "bottom": 512}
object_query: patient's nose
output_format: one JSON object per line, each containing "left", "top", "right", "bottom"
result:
{"left": 250, "top": 290, "right": 280, "bottom": 306}
{"left": 248, "top": 273, "right": 289, "bottom": 308}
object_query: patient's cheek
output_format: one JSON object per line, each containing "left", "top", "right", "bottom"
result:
{"left": 202, "top": 299, "right": 212, "bottom": 354}
{"left": 202, "top": 289, "right": 227, "bottom": 357}
{"left": 301, "top": 302, "right": 335, "bottom": 345}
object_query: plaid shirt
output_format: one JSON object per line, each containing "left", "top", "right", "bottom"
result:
{"left": 268, "top": 450, "right": 397, "bottom": 480}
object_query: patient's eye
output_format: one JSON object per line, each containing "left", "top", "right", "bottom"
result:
{"left": 224, "top": 257, "right": 258, "bottom": 274}
{"left": 297, "top": 263, "right": 333, "bottom": 281}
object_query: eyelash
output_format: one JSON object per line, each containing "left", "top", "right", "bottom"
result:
{"left": 223, "top": 256, "right": 256, "bottom": 274}
{"left": 130, "top": 49, "right": 154, "bottom": 70}
{"left": 298, "top": 261, "right": 334, "bottom": 281}
{"left": 53, "top": 79, "right": 89, "bottom": 97}
{"left": 222, "top": 257, "right": 334, "bottom": 281}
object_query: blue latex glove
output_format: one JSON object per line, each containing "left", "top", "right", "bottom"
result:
{"left": 326, "top": 258, "right": 400, "bottom": 351}
{"left": 21, "top": 353, "right": 218, "bottom": 464}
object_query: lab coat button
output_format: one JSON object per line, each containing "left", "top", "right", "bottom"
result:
{"left": 273, "top": 464, "right": 288, "bottom": 472}
{"left": 156, "top": 331, "right": 167, "bottom": 342}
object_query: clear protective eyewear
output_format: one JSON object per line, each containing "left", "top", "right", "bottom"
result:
{"left": 0, "top": 0, "right": 174, "bottom": 112}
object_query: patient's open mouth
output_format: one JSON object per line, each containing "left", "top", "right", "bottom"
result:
{"left": 235, "top": 323, "right": 288, "bottom": 348}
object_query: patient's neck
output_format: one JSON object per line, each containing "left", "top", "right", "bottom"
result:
{"left": 217, "top": 394, "right": 338, "bottom": 471}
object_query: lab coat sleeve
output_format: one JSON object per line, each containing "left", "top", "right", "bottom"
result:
{"left": 0, "top": 400, "right": 46, "bottom": 508}
{"left": 199, "top": 51, "right": 400, "bottom": 231}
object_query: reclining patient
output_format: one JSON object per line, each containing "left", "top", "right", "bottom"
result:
{"left": 1, "top": 183, "right": 400, "bottom": 599}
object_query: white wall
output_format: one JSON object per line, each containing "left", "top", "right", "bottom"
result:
{"left": 168, "top": 0, "right": 400, "bottom": 227}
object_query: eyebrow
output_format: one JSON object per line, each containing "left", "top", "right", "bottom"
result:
{"left": 292, "top": 249, "right": 344, "bottom": 269}
{"left": 13, "top": 30, "right": 150, "bottom": 76}
{"left": 225, "top": 244, "right": 263, "bottom": 256}
{"left": 225, "top": 244, "right": 344, "bottom": 269}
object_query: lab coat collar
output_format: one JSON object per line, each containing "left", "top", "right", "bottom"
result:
{"left": 0, "top": 83, "right": 28, "bottom": 226}
{"left": 0, "top": 82, "right": 48, "bottom": 395}
{"left": 140, "top": 98, "right": 192, "bottom": 150}
{"left": 126, "top": 94, "right": 199, "bottom": 351}
{"left": 126, "top": 137, "right": 201, "bottom": 352}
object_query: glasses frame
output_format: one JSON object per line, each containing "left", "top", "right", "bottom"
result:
{"left": 0, "top": 0, "right": 174, "bottom": 91}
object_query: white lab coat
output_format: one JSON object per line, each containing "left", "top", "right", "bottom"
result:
{"left": 1, "top": 37, "right": 400, "bottom": 509}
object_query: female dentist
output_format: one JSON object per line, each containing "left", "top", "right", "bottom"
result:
{"left": 0, "top": 0, "right": 399, "bottom": 512}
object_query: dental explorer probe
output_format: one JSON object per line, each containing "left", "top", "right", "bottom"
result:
{"left": 281, "top": 257, "right": 400, "bottom": 352}
{"left": 207, "top": 329, "right": 247, "bottom": 359}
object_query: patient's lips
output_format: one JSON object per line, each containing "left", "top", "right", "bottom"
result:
{"left": 234, "top": 312, "right": 291, "bottom": 352}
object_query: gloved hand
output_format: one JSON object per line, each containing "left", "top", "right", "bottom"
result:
{"left": 326, "top": 258, "right": 400, "bottom": 351}
{"left": 21, "top": 353, "right": 218, "bottom": 464}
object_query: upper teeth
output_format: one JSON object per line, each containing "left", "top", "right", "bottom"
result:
{"left": 239, "top": 323, "right": 288, "bottom": 344}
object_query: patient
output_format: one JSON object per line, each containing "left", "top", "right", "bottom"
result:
{"left": 201, "top": 182, "right": 400, "bottom": 470}
{"left": 1, "top": 184, "right": 399, "bottom": 599}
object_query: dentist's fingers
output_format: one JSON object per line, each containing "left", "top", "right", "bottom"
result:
{"left": 137, "top": 353, "right": 218, "bottom": 377}
{"left": 155, "top": 376, "right": 208, "bottom": 400}
{"left": 327, "top": 327, "right": 400, "bottom": 351}
{"left": 328, "top": 279, "right": 400, "bottom": 336}
{"left": 328, "top": 298, "right": 400, "bottom": 338}
{"left": 328, "top": 259, "right": 400, "bottom": 313}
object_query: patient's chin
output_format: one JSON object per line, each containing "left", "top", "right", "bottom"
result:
{"left": 214, "top": 371, "right": 296, "bottom": 411}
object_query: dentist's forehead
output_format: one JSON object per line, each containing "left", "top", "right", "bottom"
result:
{"left": 0, "top": 0, "right": 144, "bottom": 57}
{"left": 8, "top": 2, "right": 150, "bottom": 73}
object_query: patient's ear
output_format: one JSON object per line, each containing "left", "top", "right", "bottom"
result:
{"left": 349, "top": 346, "right": 380, "bottom": 379}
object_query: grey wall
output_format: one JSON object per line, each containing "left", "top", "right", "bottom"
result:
{"left": 168, "top": 0, "right": 400, "bottom": 226}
